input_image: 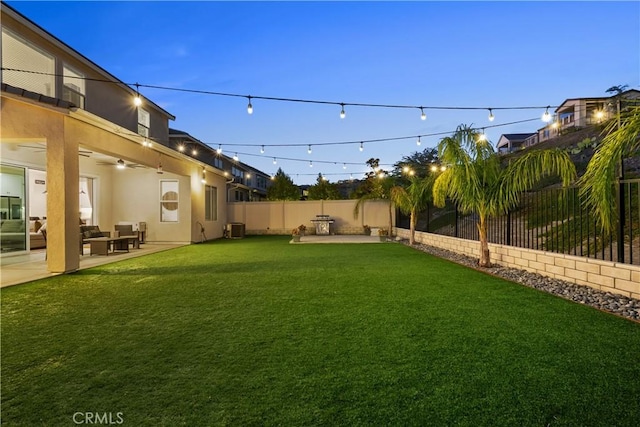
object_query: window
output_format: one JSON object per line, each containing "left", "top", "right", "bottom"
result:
{"left": 205, "top": 185, "right": 217, "bottom": 221}
{"left": 138, "top": 107, "right": 150, "bottom": 137}
{"left": 160, "top": 180, "right": 179, "bottom": 222}
{"left": 214, "top": 157, "right": 223, "bottom": 169}
{"left": 63, "top": 64, "right": 85, "bottom": 108}
{"left": 1, "top": 28, "right": 54, "bottom": 96}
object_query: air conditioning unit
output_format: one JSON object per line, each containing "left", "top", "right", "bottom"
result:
{"left": 227, "top": 223, "right": 245, "bottom": 239}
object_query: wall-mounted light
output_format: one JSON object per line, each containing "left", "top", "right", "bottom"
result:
{"left": 157, "top": 162, "right": 163, "bottom": 174}
{"left": 178, "top": 144, "right": 185, "bottom": 152}
{"left": 116, "top": 159, "right": 126, "bottom": 169}
{"left": 133, "top": 83, "right": 142, "bottom": 106}
{"left": 191, "top": 148, "right": 198, "bottom": 156}
{"left": 201, "top": 169, "right": 206, "bottom": 184}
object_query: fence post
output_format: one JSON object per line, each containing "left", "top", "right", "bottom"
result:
{"left": 617, "top": 180, "right": 625, "bottom": 263}
{"left": 454, "top": 204, "right": 459, "bottom": 238}
{"left": 506, "top": 210, "right": 511, "bottom": 246}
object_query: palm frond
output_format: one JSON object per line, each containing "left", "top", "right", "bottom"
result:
{"left": 579, "top": 106, "right": 640, "bottom": 233}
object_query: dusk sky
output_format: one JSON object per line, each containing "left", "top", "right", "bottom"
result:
{"left": 7, "top": 1, "right": 640, "bottom": 185}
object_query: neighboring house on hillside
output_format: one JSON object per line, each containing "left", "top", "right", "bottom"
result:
{"left": 168, "top": 128, "right": 271, "bottom": 202}
{"left": 538, "top": 89, "right": 640, "bottom": 143}
{"left": 498, "top": 89, "right": 640, "bottom": 153}
{"left": 496, "top": 133, "right": 537, "bottom": 153}
{"left": 0, "top": 2, "right": 236, "bottom": 273}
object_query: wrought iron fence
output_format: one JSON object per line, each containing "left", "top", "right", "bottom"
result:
{"left": 397, "top": 179, "right": 640, "bottom": 265}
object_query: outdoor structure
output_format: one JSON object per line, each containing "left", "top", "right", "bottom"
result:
{"left": 0, "top": 3, "right": 264, "bottom": 273}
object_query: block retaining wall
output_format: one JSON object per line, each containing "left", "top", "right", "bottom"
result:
{"left": 395, "top": 228, "right": 640, "bottom": 300}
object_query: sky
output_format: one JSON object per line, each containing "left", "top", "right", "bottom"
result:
{"left": 6, "top": 0, "right": 640, "bottom": 185}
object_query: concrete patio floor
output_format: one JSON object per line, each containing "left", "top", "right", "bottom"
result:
{"left": 1, "top": 243, "right": 186, "bottom": 288}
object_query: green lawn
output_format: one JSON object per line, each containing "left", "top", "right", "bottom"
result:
{"left": 2, "top": 236, "right": 639, "bottom": 426}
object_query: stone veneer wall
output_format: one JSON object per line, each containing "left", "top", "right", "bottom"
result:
{"left": 395, "top": 228, "right": 640, "bottom": 300}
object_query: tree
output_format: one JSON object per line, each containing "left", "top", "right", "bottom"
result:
{"left": 307, "top": 174, "right": 341, "bottom": 200}
{"left": 579, "top": 105, "right": 640, "bottom": 233}
{"left": 392, "top": 147, "right": 439, "bottom": 179}
{"left": 390, "top": 174, "right": 435, "bottom": 245}
{"left": 266, "top": 168, "right": 300, "bottom": 201}
{"left": 353, "top": 158, "right": 396, "bottom": 235}
{"left": 433, "top": 124, "right": 576, "bottom": 267}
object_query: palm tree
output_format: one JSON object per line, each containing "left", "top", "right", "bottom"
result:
{"left": 579, "top": 105, "right": 640, "bottom": 233}
{"left": 433, "top": 124, "right": 576, "bottom": 267}
{"left": 390, "top": 175, "right": 435, "bottom": 245}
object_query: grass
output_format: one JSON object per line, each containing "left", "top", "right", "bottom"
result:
{"left": 2, "top": 236, "right": 639, "bottom": 426}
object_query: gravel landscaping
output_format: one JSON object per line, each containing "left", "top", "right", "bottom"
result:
{"left": 400, "top": 239, "right": 640, "bottom": 322}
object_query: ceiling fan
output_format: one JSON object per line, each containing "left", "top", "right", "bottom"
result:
{"left": 97, "top": 159, "right": 145, "bottom": 169}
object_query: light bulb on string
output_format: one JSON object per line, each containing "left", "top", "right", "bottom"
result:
{"left": 260, "top": 145, "right": 265, "bottom": 154}
{"left": 247, "top": 96, "right": 253, "bottom": 115}
{"left": 359, "top": 142, "right": 364, "bottom": 152}
{"left": 273, "top": 157, "right": 277, "bottom": 165}
{"left": 216, "top": 145, "right": 222, "bottom": 154}
{"left": 417, "top": 136, "right": 421, "bottom": 146}
{"left": 478, "top": 128, "right": 487, "bottom": 142}
{"left": 133, "top": 83, "right": 142, "bottom": 106}
{"left": 340, "top": 103, "right": 346, "bottom": 119}
{"left": 542, "top": 106, "right": 552, "bottom": 122}
{"left": 488, "top": 109, "right": 495, "bottom": 122}
{"left": 420, "top": 107, "right": 426, "bottom": 121}
{"left": 308, "top": 145, "right": 312, "bottom": 154}
{"left": 343, "top": 163, "right": 347, "bottom": 170}
{"left": 233, "top": 153, "right": 239, "bottom": 161}
{"left": 309, "top": 160, "right": 313, "bottom": 168}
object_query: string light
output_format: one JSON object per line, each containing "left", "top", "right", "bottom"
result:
{"left": 343, "top": 163, "right": 347, "bottom": 170}
{"left": 542, "top": 106, "right": 552, "bottom": 122}
{"left": 420, "top": 107, "right": 426, "bottom": 120}
{"left": 308, "top": 145, "right": 312, "bottom": 154}
{"left": 416, "top": 136, "right": 421, "bottom": 146}
{"left": 233, "top": 153, "right": 239, "bottom": 161}
{"left": 247, "top": 96, "right": 253, "bottom": 114}
{"left": 260, "top": 145, "right": 265, "bottom": 154}
{"left": 273, "top": 157, "right": 277, "bottom": 164}
{"left": 340, "top": 103, "right": 346, "bottom": 119}
{"left": 309, "top": 160, "right": 313, "bottom": 167}
{"left": 478, "top": 128, "right": 487, "bottom": 141}
{"left": 488, "top": 109, "right": 495, "bottom": 122}
{"left": 359, "top": 141, "right": 364, "bottom": 152}
{"left": 217, "top": 144, "right": 222, "bottom": 154}
{"left": 133, "top": 83, "right": 142, "bottom": 106}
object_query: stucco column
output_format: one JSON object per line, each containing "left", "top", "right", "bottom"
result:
{"left": 46, "top": 119, "right": 80, "bottom": 273}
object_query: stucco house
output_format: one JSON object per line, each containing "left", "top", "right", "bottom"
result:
{"left": 0, "top": 2, "right": 247, "bottom": 273}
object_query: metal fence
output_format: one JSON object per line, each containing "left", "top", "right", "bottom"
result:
{"left": 397, "top": 179, "right": 640, "bottom": 266}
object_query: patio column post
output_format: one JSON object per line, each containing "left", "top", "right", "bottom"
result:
{"left": 46, "top": 118, "right": 80, "bottom": 273}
